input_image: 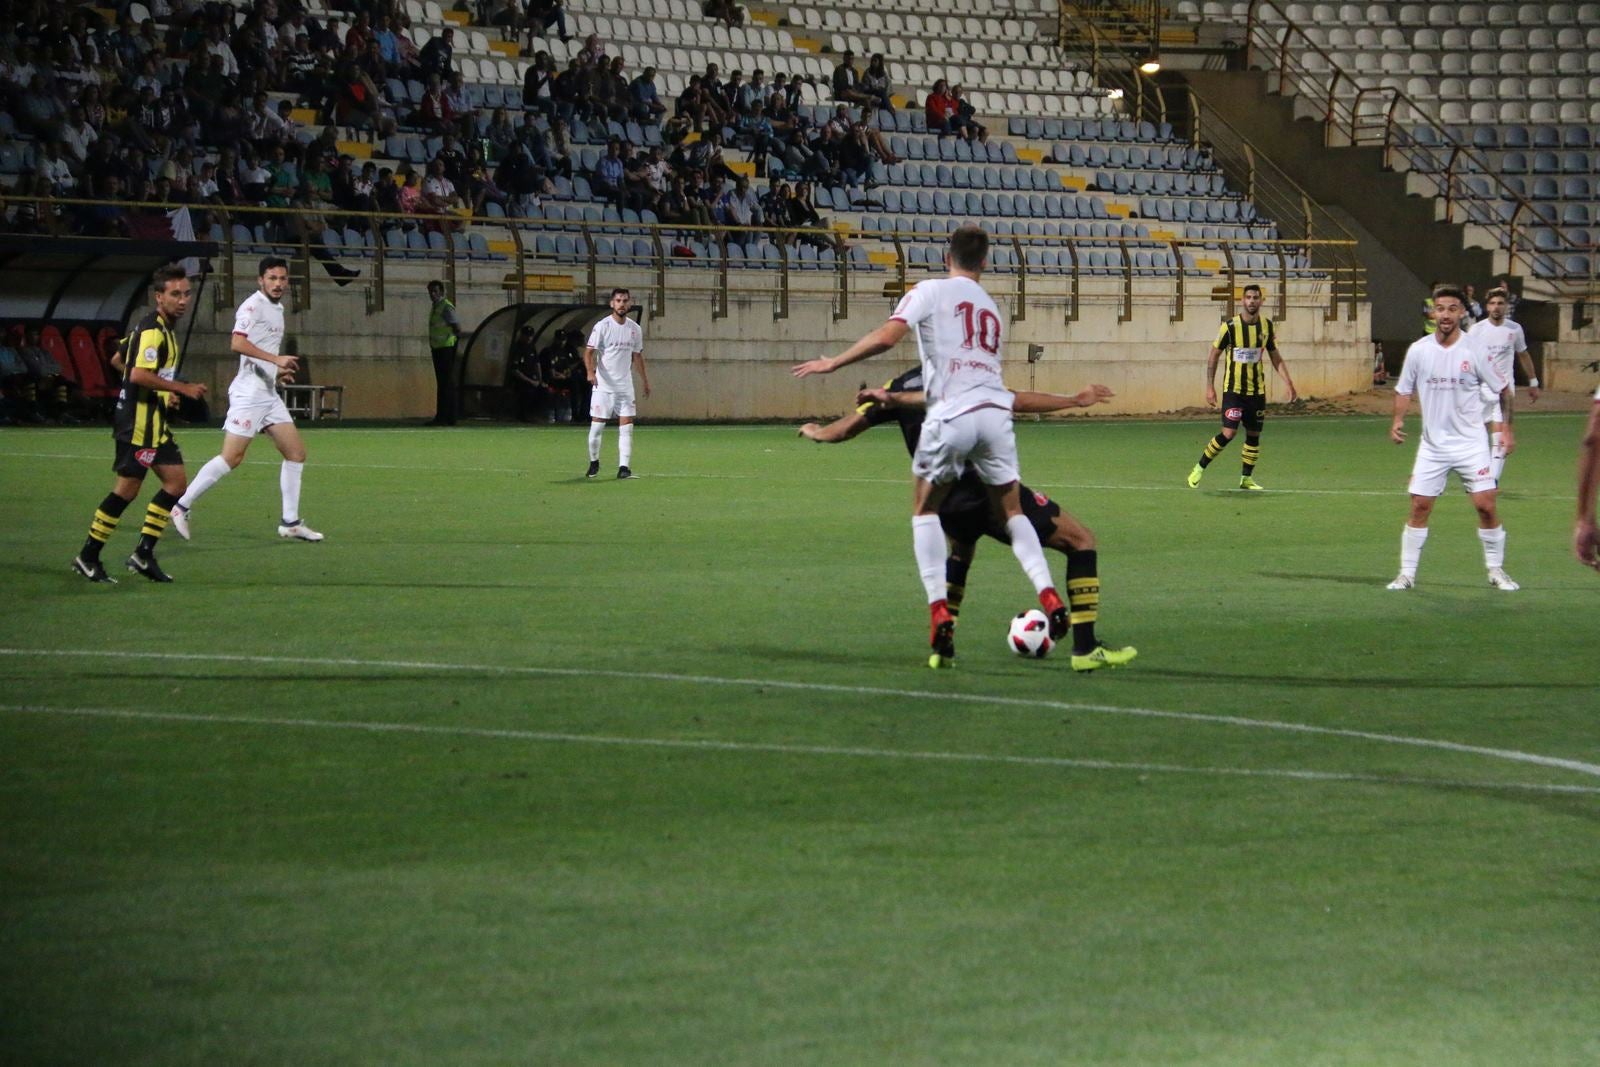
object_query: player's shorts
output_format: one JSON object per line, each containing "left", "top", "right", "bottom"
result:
{"left": 940, "top": 477, "right": 1060, "bottom": 547}
{"left": 912, "top": 405, "right": 1019, "bottom": 487}
{"left": 590, "top": 387, "right": 637, "bottom": 420}
{"left": 223, "top": 387, "right": 294, "bottom": 438}
{"left": 1220, "top": 392, "right": 1266, "bottom": 432}
{"left": 113, "top": 438, "right": 183, "bottom": 477}
{"left": 1409, "top": 439, "right": 1496, "bottom": 497}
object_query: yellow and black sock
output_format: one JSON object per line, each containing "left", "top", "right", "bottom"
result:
{"left": 945, "top": 554, "right": 972, "bottom": 621}
{"left": 1241, "top": 435, "right": 1261, "bottom": 476}
{"left": 82, "top": 492, "right": 132, "bottom": 562}
{"left": 1065, "top": 549, "right": 1099, "bottom": 655}
{"left": 135, "top": 490, "right": 179, "bottom": 556}
{"left": 1197, "top": 432, "right": 1230, "bottom": 469}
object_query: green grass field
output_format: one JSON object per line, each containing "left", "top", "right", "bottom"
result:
{"left": 3, "top": 411, "right": 1598, "bottom": 1066}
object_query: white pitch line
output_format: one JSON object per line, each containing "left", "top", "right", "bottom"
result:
{"left": 3, "top": 647, "right": 1597, "bottom": 783}
{"left": 0, "top": 451, "right": 1562, "bottom": 499}
{"left": 4, "top": 703, "right": 1598, "bottom": 797}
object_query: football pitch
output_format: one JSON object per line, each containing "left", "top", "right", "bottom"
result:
{"left": 3, "top": 412, "right": 1598, "bottom": 1065}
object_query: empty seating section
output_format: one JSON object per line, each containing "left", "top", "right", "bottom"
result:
{"left": 1174, "top": 2, "right": 1600, "bottom": 278}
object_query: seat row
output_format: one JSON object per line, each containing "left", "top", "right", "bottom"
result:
{"left": 870, "top": 188, "right": 1112, "bottom": 218}
{"left": 1054, "top": 143, "right": 1212, "bottom": 172}
{"left": 1093, "top": 170, "right": 1230, "bottom": 198}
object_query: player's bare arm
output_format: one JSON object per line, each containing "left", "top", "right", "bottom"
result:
{"left": 1014, "top": 386, "right": 1115, "bottom": 412}
{"left": 791, "top": 320, "right": 909, "bottom": 378}
{"left": 129, "top": 366, "right": 207, "bottom": 400}
{"left": 1204, "top": 346, "right": 1221, "bottom": 406}
{"left": 1390, "top": 391, "right": 1409, "bottom": 444}
{"left": 633, "top": 351, "right": 650, "bottom": 398}
{"left": 583, "top": 346, "right": 597, "bottom": 385}
{"left": 1516, "top": 347, "right": 1539, "bottom": 402}
{"left": 230, "top": 332, "right": 298, "bottom": 372}
{"left": 1269, "top": 349, "right": 1298, "bottom": 402}
{"left": 798, "top": 412, "right": 870, "bottom": 442}
{"left": 1576, "top": 402, "right": 1600, "bottom": 569}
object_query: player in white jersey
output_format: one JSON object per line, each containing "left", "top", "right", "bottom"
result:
{"left": 1387, "top": 285, "right": 1514, "bottom": 591}
{"left": 793, "top": 225, "right": 1092, "bottom": 670}
{"left": 169, "top": 257, "right": 324, "bottom": 542}
{"left": 1576, "top": 383, "right": 1600, "bottom": 571}
{"left": 1474, "top": 287, "right": 1539, "bottom": 483}
{"left": 583, "top": 287, "right": 650, "bottom": 479}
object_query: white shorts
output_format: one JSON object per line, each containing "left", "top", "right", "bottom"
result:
{"left": 912, "top": 405, "right": 1020, "bottom": 487}
{"left": 1409, "top": 439, "right": 1495, "bottom": 497}
{"left": 590, "top": 388, "right": 636, "bottom": 420}
{"left": 223, "top": 387, "right": 294, "bottom": 439}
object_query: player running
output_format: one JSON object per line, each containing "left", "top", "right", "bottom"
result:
{"left": 72, "top": 265, "right": 207, "bottom": 583}
{"left": 584, "top": 287, "right": 651, "bottom": 480}
{"left": 1473, "top": 287, "right": 1539, "bottom": 484}
{"left": 801, "top": 368, "right": 1137, "bottom": 672}
{"left": 1186, "top": 283, "right": 1297, "bottom": 491}
{"left": 1387, "top": 284, "right": 1517, "bottom": 591}
{"left": 792, "top": 225, "right": 1071, "bottom": 669}
{"left": 169, "top": 257, "right": 324, "bottom": 542}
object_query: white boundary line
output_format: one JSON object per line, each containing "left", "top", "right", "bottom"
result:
{"left": 4, "top": 647, "right": 1597, "bottom": 783}
{"left": 4, "top": 702, "right": 1598, "bottom": 796}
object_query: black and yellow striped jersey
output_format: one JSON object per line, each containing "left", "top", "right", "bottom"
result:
{"left": 1214, "top": 315, "right": 1277, "bottom": 397}
{"left": 113, "top": 311, "right": 183, "bottom": 446}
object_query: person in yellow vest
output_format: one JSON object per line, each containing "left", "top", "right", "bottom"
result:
{"left": 1186, "top": 283, "right": 1297, "bottom": 491}
{"left": 1421, "top": 279, "right": 1440, "bottom": 335}
{"left": 426, "top": 280, "right": 461, "bottom": 425}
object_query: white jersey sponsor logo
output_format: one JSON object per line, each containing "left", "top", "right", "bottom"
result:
{"left": 231, "top": 290, "right": 285, "bottom": 396}
{"left": 586, "top": 315, "right": 643, "bottom": 394}
{"left": 890, "top": 276, "right": 1014, "bottom": 421}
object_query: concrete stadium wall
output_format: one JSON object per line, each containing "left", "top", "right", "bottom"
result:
{"left": 175, "top": 264, "right": 1372, "bottom": 419}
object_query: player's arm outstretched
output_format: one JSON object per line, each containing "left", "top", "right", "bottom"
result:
{"left": 1577, "top": 399, "right": 1600, "bottom": 570}
{"left": 798, "top": 412, "right": 871, "bottom": 443}
{"left": 855, "top": 385, "right": 1113, "bottom": 412}
{"left": 791, "top": 320, "right": 909, "bottom": 378}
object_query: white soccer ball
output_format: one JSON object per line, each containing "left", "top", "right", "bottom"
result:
{"left": 1007, "top": 609, "right": 1055, "bottom": 659}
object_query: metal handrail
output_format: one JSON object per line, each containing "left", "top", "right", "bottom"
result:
{"left": 1242, "top": 0, "right": 1598, "bottom": 296}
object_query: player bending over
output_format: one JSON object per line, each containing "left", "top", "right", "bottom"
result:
{"left": 802, "top": 369, "right": 1137, "bottom": 672}
{"left": 169, "top": 257, "right": 324, "bottom": 542}
{"left": 1387, "top": 284, "right": 1516, "bottom": 590}
{"left": 793, "top": 225, "right": 1072, "bottom": 669}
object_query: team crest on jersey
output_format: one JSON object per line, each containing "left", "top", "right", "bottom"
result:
{"left": 1225, "top": 406, "right": 1243, "bottom": 420}
{"left": 135, "top": 448, "right": 157, "bottom": 467}
{"left": 1461, "top": 360, "right": 1471, "bottom": 373}
{"left": 1033, "top": 491, "right": 1050, "bottom": 507}
{"left": 144, "top": 347, "right": 159, "bottom": 362}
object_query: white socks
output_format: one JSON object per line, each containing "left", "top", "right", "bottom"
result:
{"left": 280, "top": 460, "right": 304, "bottom": 524}
{"left": 912, "top": 514, "right": 947, "bottom": 603}
{"left": 1399, "top": 524, "right": 1429, "bottom": 578}
{"left": 1490, "top": 431, "right": 1507, "bottom": 482}
{"left": 1006, "top": 513, "right": 1054, "bottom": 594}
{"left": 619, "top": 423, "right": 633, "bottom": 468}
{"left": 1478, "top": 525, "right": 1506, "bottom": 569}
{"left": 588, "top": 420, "right": 604, "bottom": 462}
{"left": 178, "top": 455, "right": 233, "bottom": 512}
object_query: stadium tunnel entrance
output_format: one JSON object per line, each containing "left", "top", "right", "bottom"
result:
{"left": 459, "top": 302, "right": 642, "bottom": 421}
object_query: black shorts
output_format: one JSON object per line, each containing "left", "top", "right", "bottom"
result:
{"left": 940, "top": 477, "right": 1060, "bottom": 548}
{"left": 113, "top": 438, "right": 183, "bottom": 478}
{"left": 1220, "top": 392, "right": 1266, "bottom": 433}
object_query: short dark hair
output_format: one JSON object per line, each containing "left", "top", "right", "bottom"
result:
{"left": 610, "top": 287, "right": 630, "bottom": 299}
{"left": 1242, "top": 283, "right": 1262, "bottom": 297}
{"left": 150, "top": 264, "right": 187, "bottom": 292}
{"left": 947, "top": 225, "right": 988, "bottom": 272}
{"left": 258, "top": 255, "right": 288, "bottom": 276}
{"left": 1431, "top": 283, "right": 1466, "bottom": 306}
{"left": 427, "top": 280, "right": 445, "bottom": 293}
{"left": 1485, "top": 286, "right": 1510, "bottom": 302}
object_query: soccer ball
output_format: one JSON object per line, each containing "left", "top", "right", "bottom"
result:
{"left": 1007, "top": 609, "right": 1055, "bottom": 658}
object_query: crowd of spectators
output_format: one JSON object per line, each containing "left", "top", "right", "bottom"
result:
{"left": 0, "top": 0, "right": 989, "bottom": 259}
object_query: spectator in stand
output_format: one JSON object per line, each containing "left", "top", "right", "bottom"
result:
{"left": 194, "top": 161, "right": 220, "bottom": 202}
{"left": 372, "top": 14, "right": 401, "bottom": 74}
{"left": 661, "top": 171, "right": 710, "bottom": 229}
{"left": 248, "top": 91, "right": 288, "bottom": 153}
{"left": 703, "top": 0, "right": 742, "bottom": 27}
{"left": 742, "top": 104, "right": 780, "bottom": 169}
{"left": 59, "top": 103, "right": 97, "bottom": 161}
{"left": 416, "top": 74, "right": 454, "bottom": 134}
{"left": 375, "top": 167, "right": 402, "bottom": 215}
{"left": 419, "top": 27, "right": 454, "bottom": 82}
{"left": 462, "top": 145, "right": 509, "bottom": 215}
{"left": 288, "top": 191, "right": 362, "bottom": 284}
{"left": 839, "top": 123, "right": 874, "bottom": 188}
{"left": 789, "top": 180, "right": 832, "bottom": 248}
{"left": 596, "top": 55, "right": 630, "bottom": 122}
{"left": 38, "top": 142, "right": 77, "bottom": 194}
{"left": 630, "top": 66, "right": 666, "bottom": 124}
{"left": 552, "top": 55, "right": 591, "bottom": 122}
{"left": 435, "top": 134, "right": 469, "bottom": 186}
{"left": 523, "top": 50, "right": 556, "bottom": 114}
{"left": 205, "top": 24, "right": 241, "bottom": 80}
{"left": 831, "top": 50, "right": 873, "bottom": 111}
{"left": 700, "top": 63, "right": 733, "bottom": 127}
{"left": 394, "top": 17, "right": 423, "bottom": 76}
{"left": 443, "top": 72, "right": 476, "bottom": 140}
{"left": 239, "top": 150, "right": 271, "bottom": 203}
{"left": 485, "top": 106, "right": 518, "bottom": 161}
{"left": 525, "top": 0, "right": 571, "bottom": 44}
{"left": 674, "top": 74, "right": 712, "bottom": 132}
{"left": 578, "top": 33, "right": 605, "bottom": 65}
{"left": 265, "top": 144, "right": 298, "bottom": 207}
{"left": 591, "top": 139, "right": 626, "bottom": 204}
{"left": 486, "top": 0, "right": 524, "bottom": 42}
{"left": 861, "top": 54, "right": 894, "bottom": 114}
{"left": 345, "top": 13, "right": 372, "bottom": 57}
{"left": 422, "top": 158, "right": 463, "bottom": 220}
{"left": 718, "top": 175, "right": 761, "bottom": 229}
{"left": 925, "top": 78, "right": 963, "bottom": 139}
{"left": 950, "top": 85, "right": 987, "bottom": 143}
